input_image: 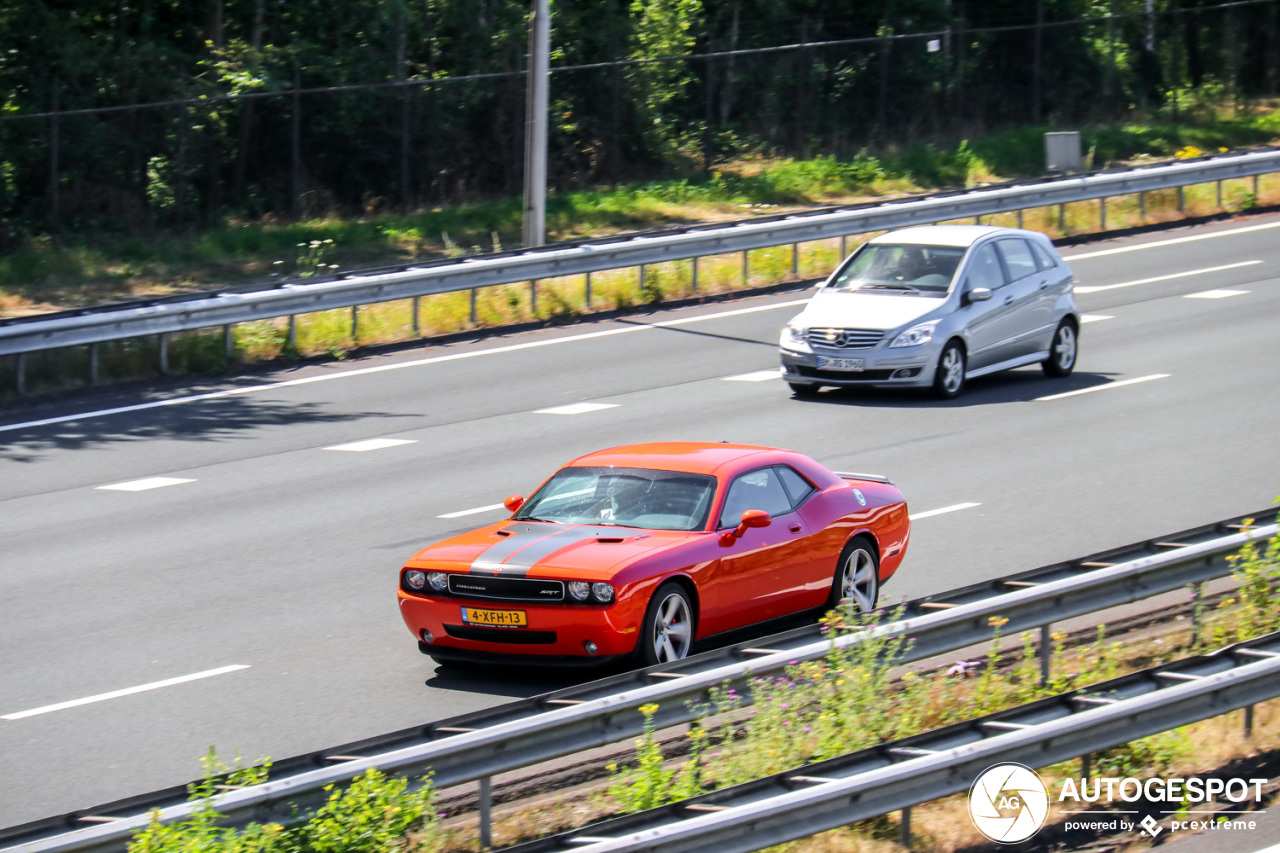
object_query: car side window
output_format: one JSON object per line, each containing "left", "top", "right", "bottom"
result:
{"left": 775, "top": 465, "right": 816, "bottom": 508}
{"left": 996, "top": 239, "right": 1038, "bottom": 282}
{"left": 1030, "top": 240, "right": 1060, "bottom": 271}
{"left": 718, "top": 468, "right": 794, "bottom": 527}
{"left": 964, "top": 242, "right": 1006, "bottom": 291}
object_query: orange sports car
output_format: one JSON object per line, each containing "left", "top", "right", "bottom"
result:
{"left": 397, "top": 442, "right": 910, "bottom": 666}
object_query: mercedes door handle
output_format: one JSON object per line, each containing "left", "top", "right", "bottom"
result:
{"left": 1003, "top": 295, "right": 1015, "bottom": 305}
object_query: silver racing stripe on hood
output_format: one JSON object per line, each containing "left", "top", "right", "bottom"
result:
{"left": 470, "top": 523, "right": 626, "bottom": 577}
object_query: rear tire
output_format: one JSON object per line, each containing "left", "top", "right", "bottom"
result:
{"left": 1042, "top": 319, "right": 1078, "bottom": 377}
{"left": 826, "top": 537, "right": 880, "bottom": 614}
{"left": 933, "top": 341, "right": 966, "bottom": 399}
{"left": 638, "top": 582, "right": 695, "bottom": 666}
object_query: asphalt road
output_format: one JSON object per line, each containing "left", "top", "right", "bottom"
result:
{"left": 1, "top": 214, "right": 1278, "bottom": 832}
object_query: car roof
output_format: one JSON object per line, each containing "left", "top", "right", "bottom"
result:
{"left": 867, "top": 224, "right": 1032, "bottom": 248}
{"left": 566, "top": 441, "right": 783, "bottom": 476}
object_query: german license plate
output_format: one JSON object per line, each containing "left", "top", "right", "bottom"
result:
{"left": 817, "top": 356, "right": 865, "bottom": 372}
{"left": 461, "top": 607, "right": 527, "bottom": 627}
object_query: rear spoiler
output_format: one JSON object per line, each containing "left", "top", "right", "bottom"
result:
{"left": 836, "top": 471, "right": 895, "bottom": 485}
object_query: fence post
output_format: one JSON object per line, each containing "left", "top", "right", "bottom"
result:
{"left": 1040, "top": 623, "right": 1052, "bottom": 686}
{"left": 479, "top": 775, "right": 493, "bottom": 850}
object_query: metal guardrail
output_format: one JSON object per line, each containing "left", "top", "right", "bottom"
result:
{"left": 505, "top": 630, "right": 1280, "bottom": 853}
{"left": 2, "top": 509, "right": 1275, "bottom": 853}
{"left": 1, "top": 148, "right": 1278, "bottom": 361}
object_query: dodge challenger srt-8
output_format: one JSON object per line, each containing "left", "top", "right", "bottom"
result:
{"left": 397, "top": 441, "right": 909, "bottom": 666}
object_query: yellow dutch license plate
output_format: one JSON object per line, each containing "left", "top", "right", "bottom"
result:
{"left": 461, "top": 607, "right": 527, "bottom": 628}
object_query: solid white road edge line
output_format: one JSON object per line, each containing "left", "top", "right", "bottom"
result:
{"left": 908, "top": 502, "right": 981, "bottom": 521}
{"left": 1064, "top": 219, "right": 1280, "bottom": 260}
{"left": 1, "top": 299, "right": 811, "bottom": 434}
{"left": 1074, "top": 261, "right": 1260, "bottom": 293}
{"left": 2, "top": 665, "right": 251, "bottom": 720}
{"left": 1036, "top": 374, "right": 1170, "bottom": 402}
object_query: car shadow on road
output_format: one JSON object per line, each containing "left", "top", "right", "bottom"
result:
{"left": 424, "top": 661, "right": 622, "bottom": 697}
{"left": 790, "top": 368, "right": 1126, "bottom": 408}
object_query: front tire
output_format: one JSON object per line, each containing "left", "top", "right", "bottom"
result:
{"left": 933, "top": 340, "right": 966, "bottom": 399}
{"left": 788, "top": 381, "right": 821, "bottom": 397}
{"left": 639, "top": 582, "right": 695, "bottom": 666}
{"left": 1042, "top": 319, "right": 1078, "bottom": 377}
{"left": 827, "top": 537, "right": 880, "bottom": 614}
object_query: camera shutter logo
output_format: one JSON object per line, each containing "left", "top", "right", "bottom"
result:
{"left": 968, "top": 763, "right": 1051, "bottom": 843}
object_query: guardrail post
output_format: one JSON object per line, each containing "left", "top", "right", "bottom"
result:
{"left": 530, "top": 280, "right": 538, "bottom": 316}
{"left": 1177, "top": 186, "right": 1185, "bottom": 212}
{"left": 1140, "top": 191, "right": 1146, "bottom": 219}
{"left": 89, "top": 343, "right": 100, "bottom": 385}
{"left": 1057, "top": 203, "right": 1065, "bottom": 232}
{"left": 287, "top": 316, "right": 297, "bottom": 352}
{"left": 742, "top": 250, "right": 749, "bottom": 286}
{"left": 1099, "top": 197, "right": 1106, "bottom": 231}
{"left": 470, "top": 289, "right": 478, "bottom": 326}
{"left": 791, "top": 242, "right": 799, "bottom": 278}
{"left": 585, "top": 271, "right": 593, "bottom": 307}
{"left": 1039, "top": 623, "right": 1052, "bottom": 686}
{"left": 224, "top": 325, "right": 234, "bottom": 362}
{"left": 1017, "top": 209, "right": 1024, "bottom": 229}
{"left": 1244, "top": 705, "right": 1254, "bottom": 738}
{"left": 159, "top": 334, "right": 170, "bottom": 375}
{"left": 1217, "top": 180, "right": 1223, "bottom": 209}
{"left": 15, "top": 352, "right": 26, "bottom": 396}
{"left": 412, "top": 297, "right": 420, "bottom": 337}
{"left": 690, "top": 258, "right": 698, "bottom": 293}
{"left": 840, "top": 234, "right": 847, "bottom": 258}
{"left": 638, "top": 265, "right": 646, "bottom": 300}
{"left": 899, "top": 806, "right": 912, "bottom": 848}
{"left": 350, "top": 305, "right": 359, "bottom": 344}
{"left": 1082, "top": 752, "right": 1091, "bottom": 778}
{"left": 479, "top": 775, "right": 493, "bottom": 850}
{"left": 1253, "top": 174, "right": 1259, "bottom": 199}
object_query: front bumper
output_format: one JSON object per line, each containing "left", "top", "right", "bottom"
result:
{"left": 779, "top": 344, "right": 938, "bottom": 389}
{"left": 398, "top": 589, "right": 646, "bottom": 659}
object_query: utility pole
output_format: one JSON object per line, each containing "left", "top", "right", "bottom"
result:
{"left": 522, "top": 0, "right": 550, "bottom": 248}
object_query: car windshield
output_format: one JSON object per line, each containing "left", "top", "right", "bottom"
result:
{"left": 512, "top": 467, "right": 717, "bottom": 531}
{"left": 828, "top": 243, "right": 964, "bottom": 295}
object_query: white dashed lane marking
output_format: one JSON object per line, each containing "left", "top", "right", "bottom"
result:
{"left": 1073, "top": 261, "right": 1260, "bottom": 294}
{"left": 324, "top": 438, "right": 417, "bottom": 452}
{"left": 533, "top": 403, "right": 620, "bottom": 415}
{"left": 723, "top": 370, "right": 781, "bottom": 382}
{"left": 438, "top": 504, "right": 507, "bottom": 519}
{"left": 909, "top": 502, "right": 981, "bottom": 521}
{"left": 1080, "top": 314, "right": 1113, "bottom": 323}
{"left": 2, "top": 665, "right": 251, "bottom": 720}
{"left": 96, "top": 477, "right": 195, "bottom": 492}
{"left": 1185, "top": 289, "right": 1249, "bottom": 300}
{"left": 1036, "top": 374, "right": 1169, "bottom": 402}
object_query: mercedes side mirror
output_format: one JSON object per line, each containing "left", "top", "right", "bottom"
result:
{"left": 965, "top": 287, "right": 992, "bottom": 305}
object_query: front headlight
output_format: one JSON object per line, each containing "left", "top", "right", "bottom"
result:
{"left": 404, "top": 570, "right": 426, "bottom": 590}
{"left": 427, "top": 571, "right": 449, "bottom": 592}
{"left": 592, "top": 582, "right": 615, "bottom": 604}
{"left": 568, "top": 581, "right": 591, "bottom": 601}
{"left": 890, "top": 321, "right": 939, "bottom": 348}
{"left": 781, "top": 321, "right": 810, "bottom": 351}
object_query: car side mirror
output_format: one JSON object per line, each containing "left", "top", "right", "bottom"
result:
{"left": 503, "top": 494, "right": 525, "bottom": 512}
{"left": 719, "top": 509, "right": 772, "bottom": 545}
{"left": 964, "top": 287, "right": 992, "bottom": 305}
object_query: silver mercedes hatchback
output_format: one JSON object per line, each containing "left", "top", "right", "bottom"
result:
{"left": 779, "top": 225, "right": 1079, "bottom": 398}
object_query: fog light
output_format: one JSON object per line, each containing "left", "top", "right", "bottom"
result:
{"left": 420, "top": 629, "right": 434, "bottom": 643}
{"left": 583, "top": 640, "right": 599, "bottom": 655}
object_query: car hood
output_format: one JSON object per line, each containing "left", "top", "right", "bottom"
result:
{"left": 799, "top": 290, "right": 945, "bottom": 332}
{"left": 405, "top": 521, "right": 694, "bottom": 579}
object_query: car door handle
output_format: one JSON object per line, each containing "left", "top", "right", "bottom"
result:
{"left": 1003, "top": 295, "right": 1014, "bottom": 305}
{"left": 1038, "top": 280, "right": 1049, "bottom": 290}
{"left": 789, "top": 523, "right": 803, "bottom": 533}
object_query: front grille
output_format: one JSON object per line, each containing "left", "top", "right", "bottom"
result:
{"left": 444, "top": 624, "right": 558, "bottom": 644}
{"left": 796, "top": 366, "right": 897, "bottom": 380}
{"left": 807, "top": 328, "right": 885, "bottom": 350}
{"left": 448, "top": 575, "right": 565, "bottom": 602}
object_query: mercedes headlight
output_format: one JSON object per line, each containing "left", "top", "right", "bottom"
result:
{"left": 890, "top": 321, "right": 939, "bottom": 348}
